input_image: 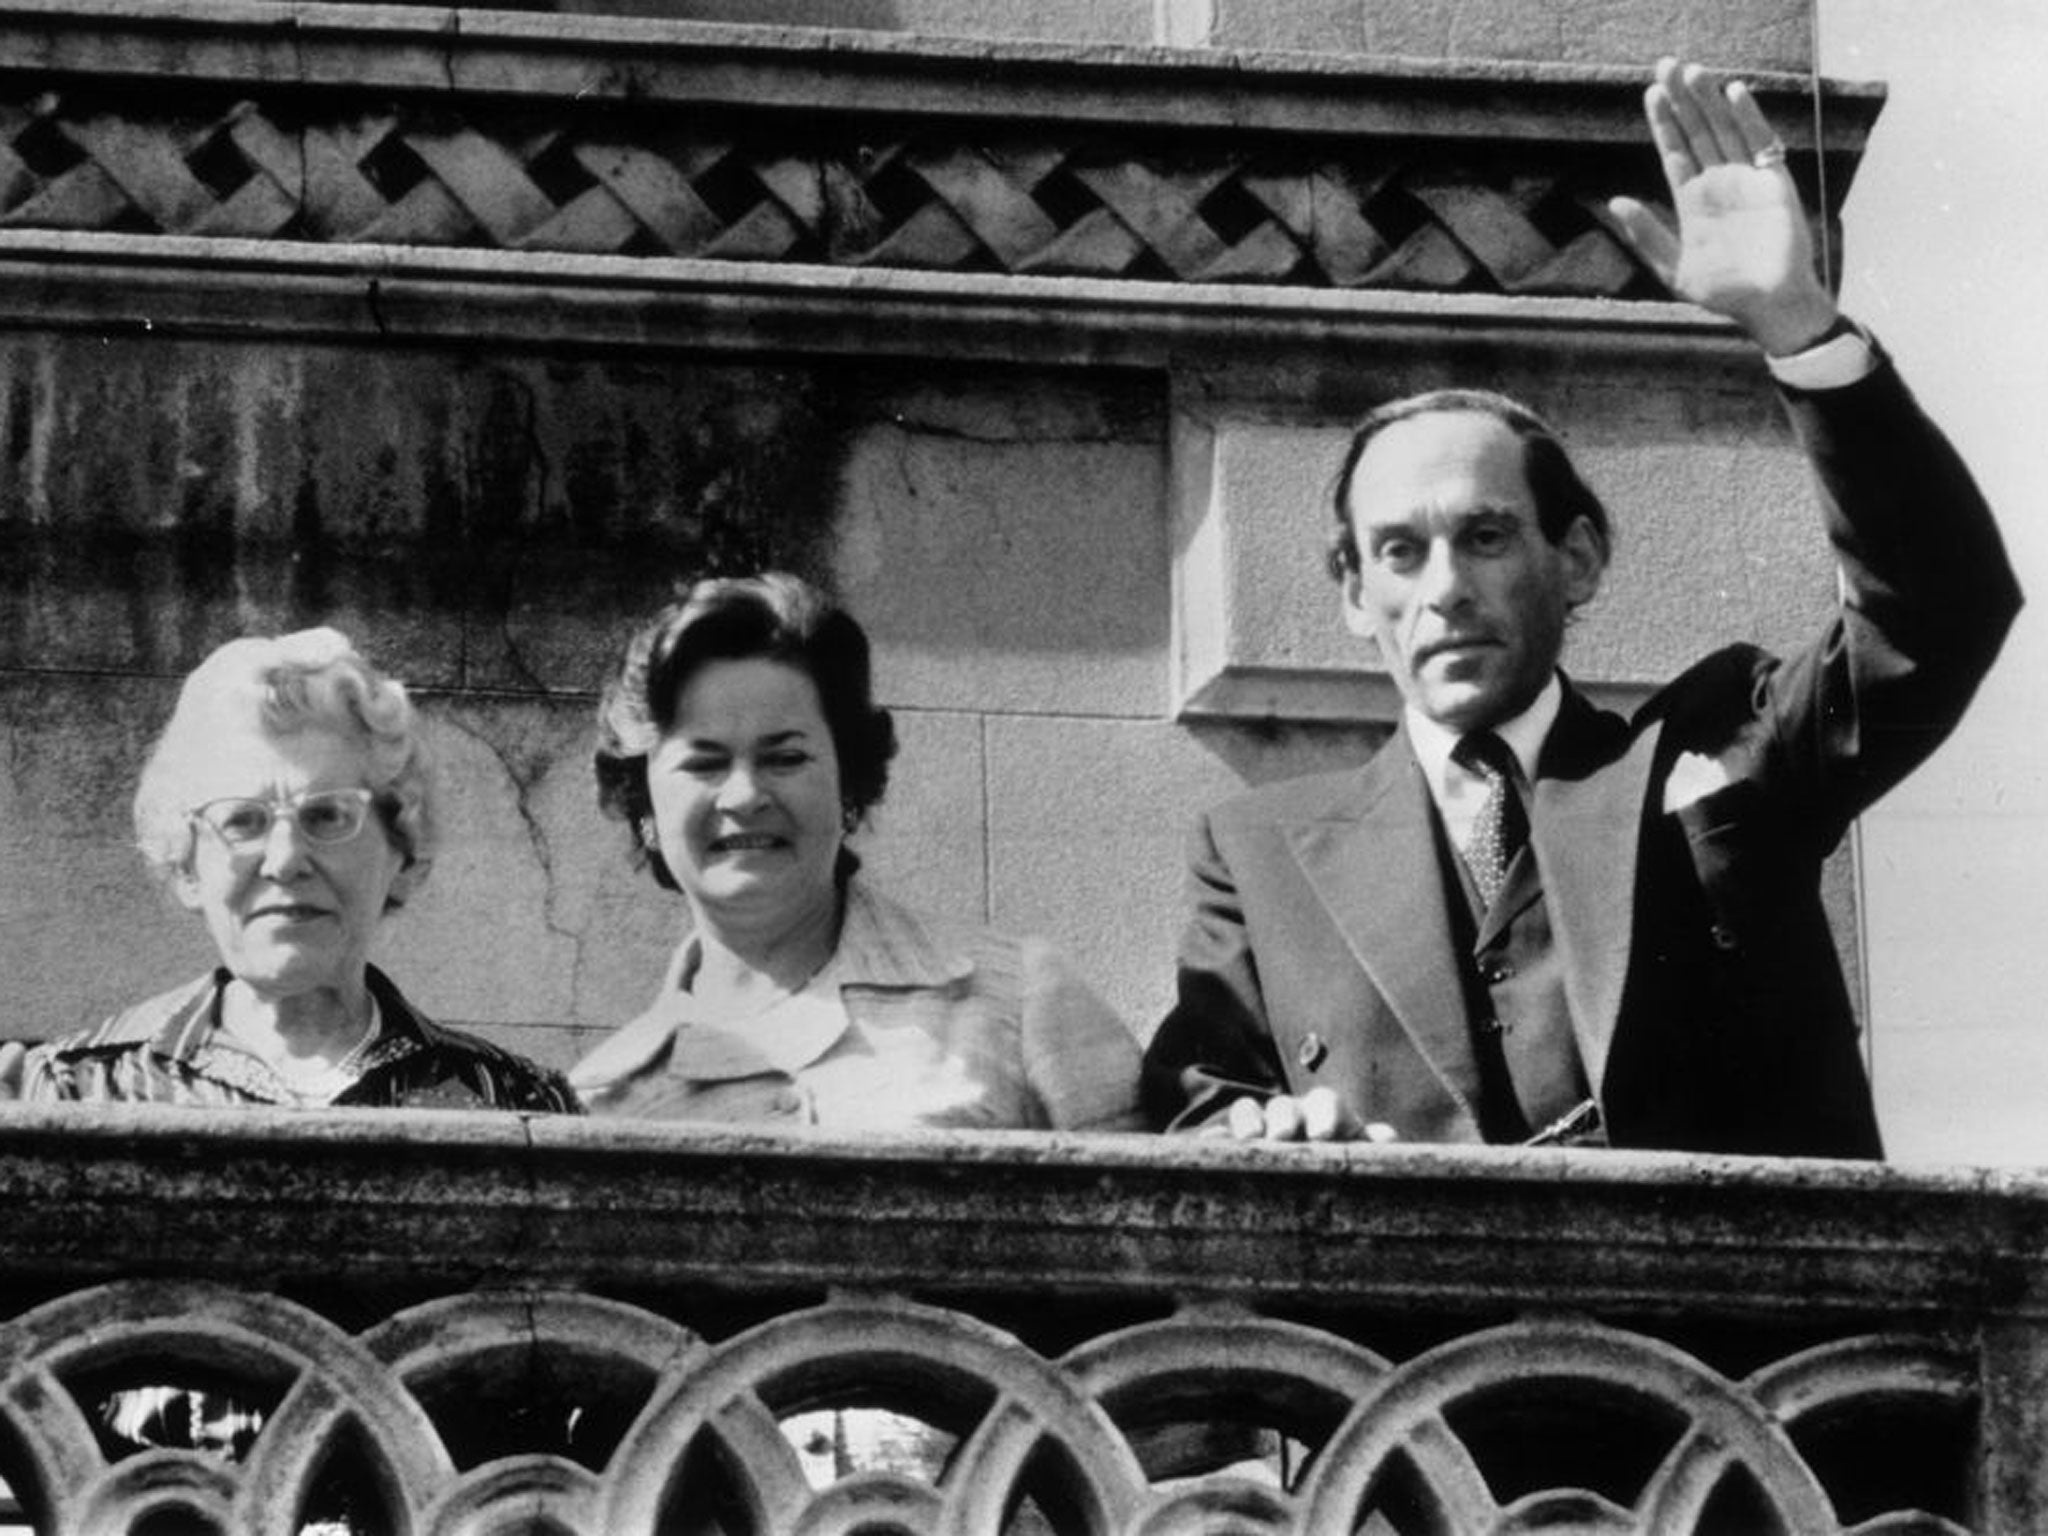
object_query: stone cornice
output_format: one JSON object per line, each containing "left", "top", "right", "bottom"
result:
{"left": 0, "top": 1, "right": 1882, "bottom": 142}
{"left": 0, "top": 229, "right": 1745, "bottom": 371}
{"left": 0, "top": 1, "right": 1884, "bottom": 357}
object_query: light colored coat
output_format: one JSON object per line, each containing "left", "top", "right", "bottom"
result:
{"left": 572, "top": 878, "right": 1143, "bottom": 1131}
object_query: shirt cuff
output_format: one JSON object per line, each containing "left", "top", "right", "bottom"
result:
{"left": 1765, "top": 322, "right": 1877, "bottom": 390}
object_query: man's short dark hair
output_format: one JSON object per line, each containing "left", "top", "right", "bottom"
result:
{"left": 1326, "top": 389, "right": 1614, "bottom": 580}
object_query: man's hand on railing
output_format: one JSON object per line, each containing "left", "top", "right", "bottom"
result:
{"left": 1213, "top": 1087, "right": 1399, "bottom": 1144}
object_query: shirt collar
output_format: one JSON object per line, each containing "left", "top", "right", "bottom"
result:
{"left": 665, "top": 957, "right": 849, "bottom": 1080}
{"left": 656, "top": 878, "right": 972, "bottom": 992}
{"left": 1405, "top": 673, "right": 1561, "bottom": 805}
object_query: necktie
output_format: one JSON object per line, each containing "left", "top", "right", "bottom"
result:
{"left": 1453, "top": 731, "right": 1528, "bottom": 908}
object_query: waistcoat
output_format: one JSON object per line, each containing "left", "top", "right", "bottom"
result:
{"left": 1441, "top": 835, "right": 1589, "bottom": 1141}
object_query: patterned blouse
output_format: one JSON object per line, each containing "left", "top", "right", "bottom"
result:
{"left": 23, "top": 965, "right": 577, "bottom": 1113}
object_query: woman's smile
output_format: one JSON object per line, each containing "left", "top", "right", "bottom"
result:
{"left": 649, "top": 656, "right": 847, "bottom": 944}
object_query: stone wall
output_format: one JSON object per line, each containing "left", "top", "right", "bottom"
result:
{"left": 548, "top": 0, "right": 1815, "bottom": 67}
{"left": 0, "top": 1, "right": 1874, "bottom": 1073}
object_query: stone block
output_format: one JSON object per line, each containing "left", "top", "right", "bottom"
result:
{"left": 834, "top": 369, "right": 1169, "bottom": 719}
{"left": 381, "top": 697, "right": 602, "bottom": 1040}
{"left": 1567, "top": 434, "right": 1836, "bottom": 684}
{"left": 1210, "top": 0, "right": 1812, "bottom": 70}
{"left": 855, "top": 709, "right": 990, "bottom": 928}
{"left": 981, "top": 712, "right": 1377, "bottom": 1031}
{"left": 1172, "top": 415, "right": 1358, "bottom": 719}
{"left": 550, "top": 0, "right": 1158, "bottom": 42}
{"left": 0, "top": 672, "right": 218, "bottom": 1038}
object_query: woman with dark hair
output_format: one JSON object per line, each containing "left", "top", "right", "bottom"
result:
{"left": 570, "top": 572, "right": 1142, "bottom": 1130}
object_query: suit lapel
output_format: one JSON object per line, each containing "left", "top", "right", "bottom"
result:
{"left": 1531, "top": 685, "right": 1660, "bottom": 1095}
{"left": 1284, "top": 732, "right": 1481, "bottom": 1120}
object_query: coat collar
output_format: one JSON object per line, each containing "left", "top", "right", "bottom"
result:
{"left": 72, "top": 965, "right": 439, "bottom": 1059}
{"left": 568, "top": 879, "right": 975, "bottom": 1094}
{"left": 55, "top": 966, "right": 445, "bottom": 1103}
{"left": 1285, "top": 733, "right": 1483, "bottom": 1120}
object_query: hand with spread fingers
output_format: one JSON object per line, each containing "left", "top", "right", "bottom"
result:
{"left": 1608, "top": 56, "right": 1841, "bottom": 356}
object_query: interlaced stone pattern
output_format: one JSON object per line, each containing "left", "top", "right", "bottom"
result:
{"left": 0, "top": 87, "right": 1663, "bottom": 298}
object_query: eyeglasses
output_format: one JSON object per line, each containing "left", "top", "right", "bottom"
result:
{"left": 187, "top": 789, "right": 377, "bottom": 849}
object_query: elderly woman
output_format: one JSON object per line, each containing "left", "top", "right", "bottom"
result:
{"left": 14, "top": 627, "right": 573, "bottom": 1112}
{"left": 0, "top": 628, "right": 575, "bottom": 1496}
{"left": 571, "top": 572, "right": 1142, "bottom": 1131}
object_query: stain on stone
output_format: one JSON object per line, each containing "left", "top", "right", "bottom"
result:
{"left": 0, "top": 335, "right": 858, "bottom": 689}
{"left": 290, "top": 468, "right": 331, "bottom": 615}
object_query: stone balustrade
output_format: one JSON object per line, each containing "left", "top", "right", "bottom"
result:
{"left": 0, "top": 1104, "right": 2041, "bottom": 1533}
{"left": 0, "top": 15, "right": 1977, "bottom": 1531}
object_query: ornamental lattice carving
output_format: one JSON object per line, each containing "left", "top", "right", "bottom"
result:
{"left": 0, "top": 88, "right": 1662, "bottom": 297}
{"left": 0, "top": 1280, "right": 1975, "bottom": 1534}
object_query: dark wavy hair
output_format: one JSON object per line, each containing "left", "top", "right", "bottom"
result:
{"left": 1325, "top": 389, "right": 1614, "bottom": 583}
{"left": 594, "top": 572, "right": 898, "bottom": 890}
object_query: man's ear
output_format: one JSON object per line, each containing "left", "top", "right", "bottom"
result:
{"left": 1339, "top": 565, "right": 1377, "bottom": 639}
{"left": 172, "top": 868, "right": 204, "bottom": 912}
{"left": 1559, "top": 516, "right": 1606, "bottom": 610}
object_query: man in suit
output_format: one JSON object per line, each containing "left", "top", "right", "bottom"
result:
{"left": 1140, "top": 58, "right": 2020, "bottom": 1157}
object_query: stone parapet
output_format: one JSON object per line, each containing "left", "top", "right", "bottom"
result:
{"left": 0, "top": 1107, "right": 2034, "bottom": 1531}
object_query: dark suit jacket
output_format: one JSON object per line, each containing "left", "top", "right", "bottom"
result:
{"left": 1143, "top": 360, "right": 2021, "bottom": 1157}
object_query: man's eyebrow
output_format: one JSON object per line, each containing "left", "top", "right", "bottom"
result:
{"left": 1363, "top": 502, "right": 1525, "bottom": 532}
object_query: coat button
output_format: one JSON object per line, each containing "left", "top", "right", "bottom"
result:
{"left": 1297, "top": 1033, "right": 1327, "bottom": 1071}
{"left": 1710, "top": 924, "right": 1741, "bottom": 952}
{"left": 1482, "top": 960, "right": 1515, "bottom": 984}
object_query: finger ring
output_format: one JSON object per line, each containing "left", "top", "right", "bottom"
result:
{"left": 1751, "top": 140, "right": 1788, "bottom": 170}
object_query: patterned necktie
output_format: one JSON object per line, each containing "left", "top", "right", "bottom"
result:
{"left": 1453, "top": 730, "right": 1528, "bottom": 909}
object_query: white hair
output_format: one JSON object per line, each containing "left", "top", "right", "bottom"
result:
{"left": 131, "top": 627, "right": 437, "bottom": 892}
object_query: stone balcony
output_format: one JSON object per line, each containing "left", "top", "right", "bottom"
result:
{"left": 0, "top": 13, "right": 1984, "bottom": 1533}
{"left": 0, "top": 1105, "right": 2041, "bottom": 1533}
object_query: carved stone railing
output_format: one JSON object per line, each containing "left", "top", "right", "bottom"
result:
{"left": 0, "top": 1105, "right": 2042, "bottom": 1533}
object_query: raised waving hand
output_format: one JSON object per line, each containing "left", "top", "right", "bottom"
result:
{"left": 1608, "top": 56, "right": 1842, "bottom": 355}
